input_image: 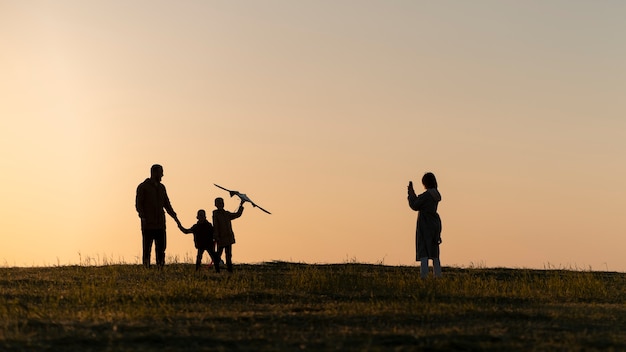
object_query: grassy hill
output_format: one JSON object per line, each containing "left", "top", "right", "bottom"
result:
{"left": 1, "top": 262, "right": 625, "bottom": 351}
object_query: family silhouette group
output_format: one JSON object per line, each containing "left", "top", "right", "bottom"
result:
{"left": 135, "top": 164, "right": 444, "bottom": 278}
{"left": 135, "top": 164, "right": 244, "bottom": 272}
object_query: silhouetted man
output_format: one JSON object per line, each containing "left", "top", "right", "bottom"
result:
{"left": 135, "top": 164, "right": 179, "bottom": 269}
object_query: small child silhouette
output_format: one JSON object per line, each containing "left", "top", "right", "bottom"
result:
{"left": 177, "top": 210, "right": 219, "bottom": 272}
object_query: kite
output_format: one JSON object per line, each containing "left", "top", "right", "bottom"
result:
{"left": 214, "top": 184, "right": 272, "bottom": 214}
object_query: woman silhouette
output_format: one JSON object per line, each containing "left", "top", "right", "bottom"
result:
{"left": 407, "top": 172, "right": 442, "bottom": 278}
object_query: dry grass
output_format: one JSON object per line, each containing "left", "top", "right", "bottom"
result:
{"left": 1, "top": 262, "right": 625, "bottom": 351}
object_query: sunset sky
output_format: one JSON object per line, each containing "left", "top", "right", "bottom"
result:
{"left": 1, "top": 1, "right": 625, "bottom": 271}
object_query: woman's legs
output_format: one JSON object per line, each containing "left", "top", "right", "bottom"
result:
{"left": 433, "top": 258, "right": 442, "bottom": 278}
{"left": 420, "top": 257, "right": 442, "bottom": 278}
{"left": 420, "top": 257, "right": 429, "bottom": 278}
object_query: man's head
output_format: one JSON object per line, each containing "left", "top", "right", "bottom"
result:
{"left": 150, "top": 164, "right": 164, "bottom": 182}
{"left": 196, "top": 209, "right": 206, "bottom": 220}
{"left": 215, "top": 197, "right": 225, "bottom": 209}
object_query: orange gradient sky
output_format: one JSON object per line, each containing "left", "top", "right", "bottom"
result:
{"left": 1, "top": 1, "right": 625, "bottom": 270}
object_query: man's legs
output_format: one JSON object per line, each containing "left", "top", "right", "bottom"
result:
{"left": 154, "top": 229, "right": 167, "bottom": 268}
{"left": 142, "top": 230, "right": 155, "bottom": 268}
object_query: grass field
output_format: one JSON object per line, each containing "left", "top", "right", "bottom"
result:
{"left": 1, "top": 261, "right": 625, "bottom": 351}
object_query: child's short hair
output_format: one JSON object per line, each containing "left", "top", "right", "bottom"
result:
{"left": 197, "top": 209, "right": 206, "bottom": 218}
